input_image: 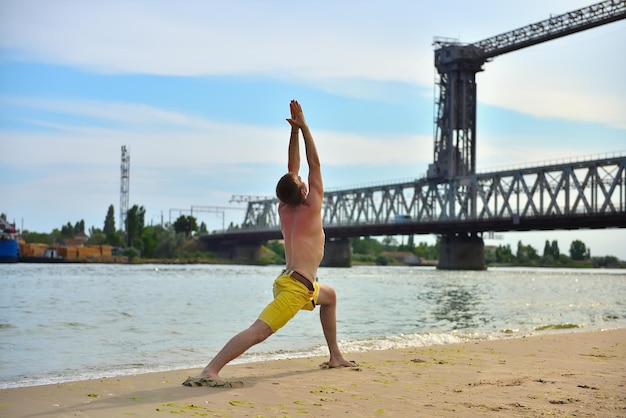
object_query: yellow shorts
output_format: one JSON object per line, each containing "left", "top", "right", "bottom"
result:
{"left": 258, "top": 273, "right": 320, "bottom": 333}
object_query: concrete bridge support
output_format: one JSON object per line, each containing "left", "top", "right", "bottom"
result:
{"left": 321, "top": 237, "right": 352, "bottom": 267}
{"left": 438, "top": 232, "right": 486, "bottom": 270}
{"left": 232, "top": 244, "right": 262, "bottom": 262}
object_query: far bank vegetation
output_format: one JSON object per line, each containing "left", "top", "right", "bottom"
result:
{"left": 13, "top": 205, "right": 624, "bottom": 268}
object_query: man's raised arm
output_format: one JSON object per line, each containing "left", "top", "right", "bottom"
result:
{"left": 286, "top": 100, "right": 322, "bottom": 195}
{"left": 286, "top": 103, "right": 301, "bottom": 175}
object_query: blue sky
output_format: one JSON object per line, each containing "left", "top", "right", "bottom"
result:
{"left": 1, "top": 0, "right": 625, "bottom": 259}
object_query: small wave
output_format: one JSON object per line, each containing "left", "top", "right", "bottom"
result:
{"left": 534, "top": 323, "right": 580, "bottom": 331}
{"left": 0, "top": 331, "right": 489, "bottom": 389}
{"left": 0, "top": 327, "right": 615, "bottom": 390}
{"left": 233, "top": 330, "right": 513, "bottom": 365}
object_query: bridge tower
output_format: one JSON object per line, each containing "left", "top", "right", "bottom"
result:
{"left": 430, "top": 40, "right": 482, "bottom": 182}
{"left": 428, "top": 0, "right": 625, "bottom": 269}
{"left": 120, "top": 145, "right": 130, "bottom": 232}
{"left": 429, "top": 40, "right": 486, "bottom": 269}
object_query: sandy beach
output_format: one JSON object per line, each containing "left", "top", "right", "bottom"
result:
{"left": 1, "top": 329, "right": 624, "bottom": 417}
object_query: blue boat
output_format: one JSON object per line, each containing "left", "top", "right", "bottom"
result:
{"left": 0, "top": 218, "right": 20, "bottom": 263}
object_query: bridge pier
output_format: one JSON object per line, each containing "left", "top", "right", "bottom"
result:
{"left": 438, "top": 232, "right": 486, "bottom": 270}
{"left": 321, "top": 237, "right": 352, "bottom": 267}
{"left": 232, "top": 243, "right": 262, "bottom": 262}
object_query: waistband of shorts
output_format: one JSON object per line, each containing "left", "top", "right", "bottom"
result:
{"left": 282, "top": 269, "right": 315, "bottom": 292}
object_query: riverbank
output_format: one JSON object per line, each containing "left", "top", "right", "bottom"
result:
{"left": 15, "top": 256, "right": 626, "bottom": 268}
{"left": 1, "top": 328, "right": 624, "bottom": 417}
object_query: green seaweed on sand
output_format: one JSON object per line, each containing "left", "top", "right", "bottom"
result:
{"left": 155, "top": 403, "right": 216, "bottom": 415}
{"left": 229, "top": 400, "right": 254, "bottom": 407}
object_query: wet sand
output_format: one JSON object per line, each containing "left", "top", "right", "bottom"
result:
{"left": 1, "top": 328, "right": 624, "bottom": 417}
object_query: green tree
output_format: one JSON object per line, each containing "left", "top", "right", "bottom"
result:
{"left": 50, "top": 228, "right": 63, "bottom": 243}
{"left": 173, "top": 215, "right": 198, "bottom": 238}
{"left": 21, "top": 230, "right": 53, "bottom": 245}
{"left": 106, "top": 231, "right": 125, "bottom": 248}
{"left": 570, "top": 240, "right": 590, "bottom": 260}
{"left": 495, "top": 244, "right": 514, "bottom": 263}
{"left": 516, "top": 241, "right": 538, "bottom": 263}
{"left": 123, "top": 247, "right": 139, "bottom": 261}
{"left": 74, "top": 220, "right": 85, "bottom": 234}
{"left": 381, "top": 236, "right": 398, "bottom": 250}
{"left": 126, "top": 205, "right": 146, "bottom": 248}
{"left": 592, "top": 255, "right": 619, "bottom": 267}
{"left": 265, "top": 240, "right": 285, "bottom": 259}
{"left": 397, "top": 235, "right": 416, "bottom": 252}
{"left": 86, "top": 227, "right": 106, "bottom": 245}
{"left": 103, "top": 205, "right": 116, "bottom": 235}
{"left": 140, "top": 224, "right": 167, "bottom": 258}
{"left": 102, "top": 204, "right": 123, "bottom": 246}
{"left": 61, "top": 222, "right": 75, "bottom": 238}
{"left": 413, "top": 241, "right": 438, "bottom": 260}
{"left": 154, "top": 228, "right": 186, "bottom": 258}
{"left": 541, "top": 240, "right": 560, "bottom": 264}
{"left": 351, "top": 237, "right": 384, "bottom": 256}
{"left": 550, "top": 240, "right": 560, "bottom": 258}
{"left": 375, "top": 254, "right": 389, "bottom": 265}
{"left": 198, "top": 221, "right": 208, "bottom": 234}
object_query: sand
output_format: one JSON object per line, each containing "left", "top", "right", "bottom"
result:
{"left": 1, "top": 329, "right": 624, "bottom": 417}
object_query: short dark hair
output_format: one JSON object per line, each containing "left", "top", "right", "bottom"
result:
{"left": 276, "top": 173, "right": 303, "bottom": 206}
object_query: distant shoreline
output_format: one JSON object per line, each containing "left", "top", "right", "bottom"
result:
{"left": 13, "top": 256, "right": 625, "bottom": 269}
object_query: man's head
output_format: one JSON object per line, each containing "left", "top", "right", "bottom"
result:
{"left": 276, "top": 173, "right": 307, "bottom": 205}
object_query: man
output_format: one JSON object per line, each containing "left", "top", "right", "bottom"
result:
{"left": 183, "top": 100, "right": 355, "bottom": 388}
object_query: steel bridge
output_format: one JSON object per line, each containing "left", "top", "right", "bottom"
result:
{"left": 219, "top": 153, "right": 626, "bottom": 241}
{"left": 200, "top": 1, "right": 626, "bottom": 267}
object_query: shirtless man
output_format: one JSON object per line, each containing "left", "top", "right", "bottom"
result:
{"left": 183, "top": 100, "right": 354, "bottom": 387}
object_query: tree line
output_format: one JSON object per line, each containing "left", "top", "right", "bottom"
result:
{"left": 20, "top": 204, "right": 205, "bottom": 260}
{"left": 18, "top": 204, "right": 622, "bottom": 267}
{"left": 350, "top": 236, "right": 620, "bottom": 268}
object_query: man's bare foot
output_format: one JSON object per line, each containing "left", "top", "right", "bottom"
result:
{"left": 319, "top": 359, "right": 360, "bottom": 369}
{"left": 201, "top": 371, "right": 234, "bottom": 384}
{"left": 182, "top": 375, "right": 243, "bottom": 388}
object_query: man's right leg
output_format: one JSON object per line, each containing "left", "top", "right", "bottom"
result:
{"left": 316, "top": 283, "right": 355, "bottom": 368}
{"left": 200, "top": 319, "right": 272, "bottom": 381}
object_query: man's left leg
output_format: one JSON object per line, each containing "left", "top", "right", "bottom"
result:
{"left": 199, "top": 319, "right": 273, "bottom": 381}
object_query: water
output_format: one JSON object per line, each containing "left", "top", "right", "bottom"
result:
{"left": 1, "top": 264, "right": 625, "bottom": 389}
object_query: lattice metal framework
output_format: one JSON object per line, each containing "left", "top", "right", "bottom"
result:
{"left": 431, "top": 0, "right": 625, "bottom": 183}
{"left": 120, "top": 145, "right": 130, "bottom": 232}
{"left": 473, "top": 0, "right": 626, "bottom": 59}
{"left": 240, "top": 156, "right": 625, "bottom": 231}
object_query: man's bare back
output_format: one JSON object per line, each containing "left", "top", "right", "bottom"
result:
{"left": 279, "top": 201, "right": 325, "bottom": 282}
{"left": 280, "top": 99, "right": 325, "bottom": 283}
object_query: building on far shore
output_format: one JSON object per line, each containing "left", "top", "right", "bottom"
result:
{"left": 19, "top": 232, "right": 116, "bottom": 263}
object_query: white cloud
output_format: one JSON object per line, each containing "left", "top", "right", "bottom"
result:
{"left": 3, "top": 0, "right": 622, "bottom": 98}
{"left": 1, "top": 97, "right": 433, "bottom": 169}
{"left": 475, "top": 133, "right": 623, "bottom": 173}
{"left": 476, "top": 22, "right": 626, "bottom": 129}
{"left": 0, "top": 0, "right": 427, "bottom": 81}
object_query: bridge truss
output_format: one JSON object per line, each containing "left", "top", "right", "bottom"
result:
{"left": 239, "top": 155, "right": 625, "bottom": 235}
{"left": 231, "top": 2, "right": 626, "bottom": 239}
